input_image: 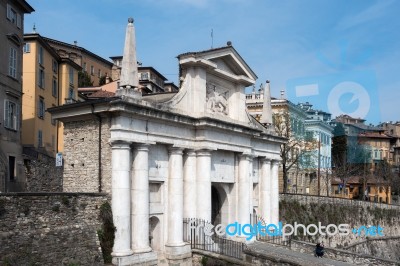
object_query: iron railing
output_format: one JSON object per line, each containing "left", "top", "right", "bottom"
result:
{"left": 250, "top": 214, "right": 292, "bottom": 247}
{"left": 280, "top": 193, "right": 400, "bottom": 210}
{"left": 183, "top": 218, "right": 246, "bottom": 260}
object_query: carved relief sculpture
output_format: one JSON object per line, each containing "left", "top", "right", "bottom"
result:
{"left": 206, "top": 83, "right": 229, "bottom": 115}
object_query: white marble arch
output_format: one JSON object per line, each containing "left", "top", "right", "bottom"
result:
{"left": 50, "top": 21, "right": 286, "bottom": 265}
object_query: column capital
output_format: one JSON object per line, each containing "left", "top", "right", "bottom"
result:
{"left": 196, "top": 149, "right": 212, "bottom": 157}
{"left": 168, "top": 146, "right": 184, "bottom": 155}
{"left": 184, "top": 149, "right": 197, "bottom": 156}
{"left": 239, "top": 153, "right": 254, "bottom": 161}
{"left": 271, "top": 159, "right": 281, "bottom": 166}
{"left": 260, "top": 157, "right": 272, "bottom": 164}
{"left": 133, "top": 143, "right": 151, "bottom": 151}
{"left": 110, "top": 140, "right": 131, "bottom": 149}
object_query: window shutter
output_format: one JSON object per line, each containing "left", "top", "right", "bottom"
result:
{"left": 37, "top": 99, "right": 40, "bottom": 118}
{"left": 6, "top": 4, "right": 11, "bottom": 20}
{"left": 15, "top": 104, "right": 20, "bottom": 131}
{"left": 4, "top": 100, "right": 10, "bottom": 128}
{"left": 17, "top": 13, "right": 21, "bottom": 28}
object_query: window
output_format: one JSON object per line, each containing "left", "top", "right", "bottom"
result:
{"left": 68, "top": 88, "right": 74, "bottom": 99}
{"left": 8, "top": 156, "right": 16, "bottom": 181}
{"left": 83, "top": 62, "right": 87, "bottom": 72}
{"left": 38, "top": 97, "right": 45, "bottom": 119}
{"left": 98, "top": 69, "right": 101, "bottom": 78}
{"left": 38, "top": 46, "right": 44, "bottom": 65}
{"left": 52, "top": 79, "right": 57, "bottom": 97}
{"left": 52, "top": 60, "right": 58, "bottom": 73}
{"left": 90, "top": 65, "right": 94, "bottom": 75}
{"left": 69, "top": 67, "right": 74, "bottom": 85}
{"left": 141, "top": 72, "right": 149, "bottom": 80}
{"left": 8, "top": 47, "right": 17, "bottom": 78}
{"left": 38, "top": 69, "right": 45, "bottom": 88}
{"left": 4, "top": 100, "right": 19, "bottom": 130}
{"left": 38, "top": 130, "right": 43, "bottom": 147}
{"left": 6, "top": 4, "right": 20, "bottom": 28}
{"left": 52, "top": 135, "right": 55, "bottom": 150}
{"left": 23, "top": 43, "right": 31, "bottom": 53}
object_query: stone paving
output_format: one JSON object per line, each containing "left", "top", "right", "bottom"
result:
{"left": 247, "top": 242, "right": 353, "bottom": 266}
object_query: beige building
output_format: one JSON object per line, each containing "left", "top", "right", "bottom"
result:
{"left": 246, "top": 89, "right": 332, "bottom": 195}
{"left": 22, "top": 33, "right": 80, "bottom": 157}
{"left": 43, "top": 37, "right": 113, "bottom": 86}
{"left": 0, "top": 0, "right": 34, "bottom": 192}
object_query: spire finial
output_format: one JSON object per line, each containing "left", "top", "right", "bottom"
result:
{"left": 33, "top": 23, "right": 36, "bottom": 33}
{"left": 128, "top": 17, "right": 134, "bottom": 23}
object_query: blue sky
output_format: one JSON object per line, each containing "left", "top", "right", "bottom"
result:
{"left": 24, "top": 0, "right": 400, "bottom": 124}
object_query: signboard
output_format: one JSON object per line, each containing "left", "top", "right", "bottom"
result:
{"left": 56, "top": 153, "right": 63, "bottom": 167}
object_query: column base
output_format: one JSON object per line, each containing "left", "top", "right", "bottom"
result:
{"left": 111, "top": 249, "right": 134, "bottom": 257}
{"left": 112, "top": 250, "right": 158, "bottom": 266}
{"left": 165, "top": 243, "right": 192, "bottom": 263}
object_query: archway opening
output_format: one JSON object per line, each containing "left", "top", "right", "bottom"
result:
{"left": 149, "top": 216, "right": 161, "bottom": 251}
{"left": 211, "top": 186, "right": 221, "bottom": 225}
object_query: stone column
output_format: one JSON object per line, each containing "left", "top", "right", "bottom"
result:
{"left": 196, "top": 150, "right": 212, "bottom": 221}
{"left": 271, "top": 160, "right": 280, "bottom": 225}
{"left": 183, "top": 150, "right": 196, "bottom": 218}
{"left": 166, "top": 147, "right": 185, "bottom": 247}
{"left": 260, "top": 158, "right": 272, "bottom": 224}
{"left": 238, "top": 154, "right": 251, "bottom": 227}
{"left": 131, "top": 144, "right": 152, "bottom": 253}
{"left": 111, "top": 141, "right": 133, "bottom": 256}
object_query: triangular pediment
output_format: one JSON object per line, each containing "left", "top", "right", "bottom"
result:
{"left": 178, "top": 46, "right": 257, "bottom": 85}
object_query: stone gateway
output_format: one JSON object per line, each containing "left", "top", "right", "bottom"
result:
{"left": 50, "top": 18, "right": 285, "bottom": 265}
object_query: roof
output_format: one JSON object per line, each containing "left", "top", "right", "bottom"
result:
{"left": 358, "top": 132, "right": 391, "bottom": 139}
{"left": 178, "top": 44, "right": 258, "bottom": 81}
{"left": 42, "top": 37, "right": 113, "bottom": 67}
{"left": 24, "top": 34, "right": 60, "bottom": 60}
{"left": 332, "top": 176, "right": 390, "bottom": 185}
{"left": 88, "top": 90, "right": 116, "bottom": 98}
{"left": 15, "top": 0, "right": 35, "bottom": 13}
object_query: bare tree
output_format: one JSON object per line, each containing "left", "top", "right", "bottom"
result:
{"left": 272, "top": 111, "right": 317, "bottom": 193}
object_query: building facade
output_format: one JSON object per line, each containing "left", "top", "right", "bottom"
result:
{"left": 22, "top": 33, "right": 80, "bottom": 157}
{"left": 50, "top": 19, "right": 285, "bottom": 265}
{"left": 0, "top": 0, "right": 34, "bottom": 192}
{"left": 43, "top": 36, "right": 113, "bottom": 86}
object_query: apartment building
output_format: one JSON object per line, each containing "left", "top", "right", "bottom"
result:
{"left": 22, "top": 33, "right": 80, "bottom": 157}
{"left": 0, "top": 0, "right": 34, "bottom": 192}
{"left": 43, "top": 37, "right": 113, "bottom": 86}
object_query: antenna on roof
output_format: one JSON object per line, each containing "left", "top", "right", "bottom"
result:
{"left": 33, "top": 23, "right": 36, "bottom": 33}
{"left": 211, "top": 29, "right": 214, "bottom": 48}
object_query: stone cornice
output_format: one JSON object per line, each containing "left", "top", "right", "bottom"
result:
{"left": 49, "top": 98, "right": 286, "bottom": 144}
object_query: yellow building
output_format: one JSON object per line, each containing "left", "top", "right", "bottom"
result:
{"left": 22, "top": 33, "right": 80, "bottom": 157}
{"left": 43, "top": 37, "right": 113, "bottom": 86}
{"left": 332, "top": 176, "right": 391, "bottom": 204}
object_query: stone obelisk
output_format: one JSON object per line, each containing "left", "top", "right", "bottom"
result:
{"left": 116, "top": 18, "right": 141, "bottom": 98}
{"left": 260, "top": 80, "right": 273, "bottom": 125}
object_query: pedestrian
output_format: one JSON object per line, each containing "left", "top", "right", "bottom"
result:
{"left": 315, "top": 242, "right": 324, "bottom": 258}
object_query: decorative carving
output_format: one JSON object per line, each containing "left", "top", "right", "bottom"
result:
{"left": 206, "top": 83, "right": 229, "bottom": 115}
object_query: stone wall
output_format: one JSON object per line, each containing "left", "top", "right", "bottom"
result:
{"left": 290, "top": 240, "right": 398, "bottom": 265}
{"left": 0, "top": 193, "right": 107, "bottom": 265}
{"left": 280, "top": 194, "right": 400, "bottom": 262}
{"left": 23, "top": 149, "right": 63, "bottom": 192}
{"left": 62, "top": 117, "right": 112, "bottom": 194}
